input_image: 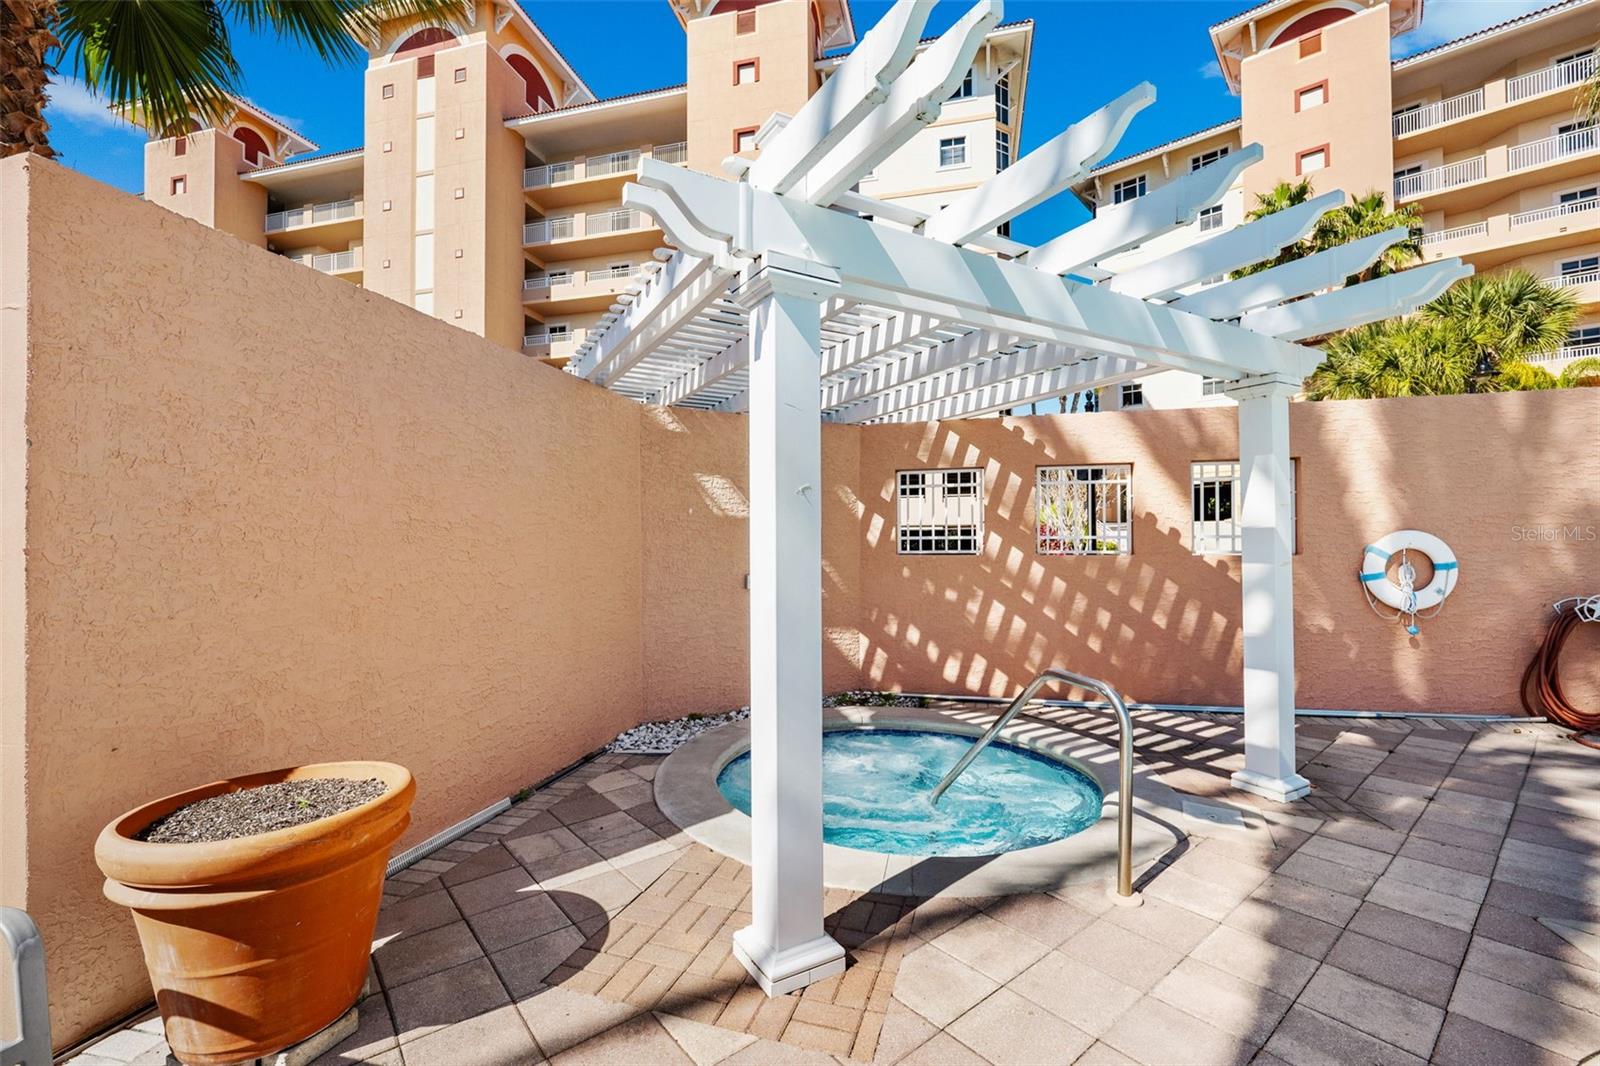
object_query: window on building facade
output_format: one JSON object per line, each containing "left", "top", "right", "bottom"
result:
{"left": 1297, "top": 83, "right": 1326, "bottom": 111}
{"left": 1394, "top": 164, "right": 1422, "bottom": 180}
{"left": 949, "top": 68, "right": 975, "bottom": 100}
{"left": 1201, "top": 377, "right": 1226, "bottom": 396}
{"left": 897, "top": 469, "right": 984, "bottom": 555}
{"left": 939, "top": 136, "right": 967, "bottom": 167}
{"left": 1558, "top": 187, "right": 1598, "bottom": 215}
{"left": 995, "top": 74, "right": 1011, "bottom": 125}
{"left": 454, "top": 67, "right": 466, "bottom": 83}
{"left": 736, "top": 7, "right": 756, "bottom": 33}
{"left": 1557, "top": 119, "right": 1597, "bottom": 156}
{"left": 1560, "top": 255, "right": 1599, "bottom": 281}
{"left": 1191, "top": 146, "right": 1229, "bottom": 171}
{"left": 1036, "top": 466, "right": 1133, "bottom": 556}
{"left": 173, "top": 138, "right": 187, "bottom": 157}
{"left": 1299, "top": 33, "right": 1322, "bottom": 58}
{"left": 735, "top": 60, "right": 758, "bottom": 85}
{"left": 734, "top": 127, "right": 758, "bottom": 153}
{"left": 1192, "top": 461, "right": 1297, "bottom": 555}
{"left": 547, "top": 323, "right": 571, "bottom": 339}
{"left": 382, "top": 83, "right": 395, "bottom": 99}
{"left": 1555, "top": 49, "right": 1596, "bottom": 85}
{"left": 1120, "top": 382, "right": 1144, "bottom": 407}
{"left": 1569, "top": 325, "right": 1600, "bottom": 352}
{"left": 1111, "top": 175, "right": 1146, "bottom": 204}
{"left": 996, "top": 129, "right": 1011, "bottom": 172}
{"left": 1297, "top": 146, "right": 1328, "bottom": 174}
{"left": 170, "top": 176, "right": 186, "bottom": 195}
{"left": 1198, "top": 204, "right": 1223, "bottom": 232}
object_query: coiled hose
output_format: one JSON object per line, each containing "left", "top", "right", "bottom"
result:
{"left": 1521, "top": 602, "right": 1600, "bottom": 751}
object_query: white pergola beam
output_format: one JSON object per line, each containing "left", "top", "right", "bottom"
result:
{"left": 1240, "top": 259, "right": 1471, "bottom": 340}
{"left": 1173, "top": 226, "right": 1413, "bottom": 319}
{"left": 921, "top": 82, "right": 1154, "bottom": 246}
{"left": 790, "top": 0, "right": 1001, "bottom": 206}
{"left": 1106, "top": 191, "right": 1343, "bottom": 300}
{"left": 747, "top": 0, "right": 934, "bottom": 195}
{"left": 627, "top": 158, "right": 1323, "bottom": 380}
{"left": 650, "top": 337, "right": 750, "bottom": 406}
{"left": 1025, "top": 145, "right": 1262, "bottom": 277}
{"left": 821, "top": 327, "right": 1003, "bottom": 410}
{"left": 857, "top": 353, "right": 1151, "bottom": 423}
{"left": 818, "top": 311, "right": 949, "bottom": 377}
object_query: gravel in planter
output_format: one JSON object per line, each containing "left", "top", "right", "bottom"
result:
{"left": 137, "top": 778, "right": 388, "bottom": 844}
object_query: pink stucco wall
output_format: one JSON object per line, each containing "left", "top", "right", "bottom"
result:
{"left": 4, "top": 157, "right": 1598, "bottom": 1048}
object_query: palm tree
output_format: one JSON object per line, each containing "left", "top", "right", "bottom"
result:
{"left": 1233, "top": 181, "right": 1422, "bottom": 280}
{"left": 1307, "top": 271, "right": 1584, "bottom": 399}
{"left": 2, "top": 0, "right": 465, "bottom": 159}
{"left": 1311, "top": 190, "right": 1423, "bottom": 283}
{"left": 1422, "top": 269, "right": 1581, "bottom": 379}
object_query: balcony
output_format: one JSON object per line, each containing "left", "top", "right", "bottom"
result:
{"left": 286, "top": 247, "right": 362, "bottom": 280}
{"left": 1549, "top": 268, "right": 1600, "bottom": 308}
{"left": 522, "top": 265, "right": 642, "bottom": 313}
{"left": 523, "top": 208, "right": 659, "bottom": 258}
{"left": 264, "top": 198, "right": 362, "bottom": 252}
{"left": 1418, "top": 221, "right": 1488, "bottom": 248}
{"left": 1420, "top": 200, "right": 1600, "bottom": 270}
{"left": 1395, "top": 130, "right": 1599, "bottom": 212}
{"left": 522, "top": 327, "right": 585, "bottom": 363}
{"left": 522, "top": 142, "right": 687, "bottom": 208}
{"left": 1528, "top": 342, "right": 1600, "bottom": 369}
{"left": 1393, "top": 53, "right": 1597, "bottom": 152}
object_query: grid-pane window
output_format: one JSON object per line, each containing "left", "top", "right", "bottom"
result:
{"left": 1201, "top": 377, "right": 1226, "bottom": 396}
{"left": 1191, "top": 146, "right": 1229, "bottom": 171}
{"left": 995, "top": 74, "right": 1011, "bottom": 125}
{"left": 1112, "top": 175, "right": 1146, "bottom": 204}
{"left": 949, "top": 68, "right": 974, "bottom": 100}
{"left": 1198, "top": 204, "right": 1223, "bottom": 231}
{"left": 1191, "top": 461, "right": 1297, "bottom": 555}
{"left": 996, "top": 129, "right": 1011, "bottom": 172}
{"left": 1120, "top": 382, "right": 1144, "bottom": 407}
{"left": 939, "top": 136, "right": 967, "bottom": 167}
{"left": 898, "top": 469, "right": 983, "bottom": 555}
{"left": 1036, "top": 466, "right": 1132, "bottom": 556}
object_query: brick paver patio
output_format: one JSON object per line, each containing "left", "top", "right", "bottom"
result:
{"left": 69, "top": 706, "right": 1600, "bottom": 1066}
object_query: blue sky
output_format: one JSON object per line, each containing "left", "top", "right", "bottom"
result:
{"left": 43, "top": 0, "right": 1553, "bottom": 243}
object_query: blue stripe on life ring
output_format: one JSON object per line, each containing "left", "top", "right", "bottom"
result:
{"left": 1359, "top": 572, "right": 1387, "bottom": 582}
{"left": 1365, "top": 546, "right": 1391, "bottom": 561}
{"left": 1434, "top": 561, "right": 1458, "bottom": 570}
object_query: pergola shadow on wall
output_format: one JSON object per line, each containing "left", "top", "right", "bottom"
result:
{"left": 563, "top": 0, "right": 1468, "bottom": 997}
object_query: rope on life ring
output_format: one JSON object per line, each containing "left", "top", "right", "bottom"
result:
{"left": 1360, "top": 530, "right": 1458, "bottom": 636}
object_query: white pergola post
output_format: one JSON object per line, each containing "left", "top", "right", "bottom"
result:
{"left": 731, "top": 252, "right": 847, "bottom": 996}
{"left": 1227, "top": 375, "right": 1311, "bottom": 803}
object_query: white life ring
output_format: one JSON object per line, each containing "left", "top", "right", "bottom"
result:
{"left": 1360, "top": 531, "right": 1458, "bottom": 613}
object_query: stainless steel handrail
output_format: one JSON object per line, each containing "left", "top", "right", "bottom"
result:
{"left": 1, "top": 908, "right": 50, "bottom": 1066}
{"left": 930, "top": 668, "right": 1137, "bottom": 898}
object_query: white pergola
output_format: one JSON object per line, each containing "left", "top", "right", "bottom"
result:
{"left": 567, "top": 0, "right": 1469, "bottom": 997}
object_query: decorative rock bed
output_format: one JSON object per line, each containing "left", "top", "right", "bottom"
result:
{"left": 606, "top": 693, "right": 928, "bottom": 755}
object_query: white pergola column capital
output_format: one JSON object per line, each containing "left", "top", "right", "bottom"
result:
{"left": 735, "top": 252, "right": 842, "bottom": 310}
{"left": 1223, "top": 373, "right": 1302, "bottom": 402}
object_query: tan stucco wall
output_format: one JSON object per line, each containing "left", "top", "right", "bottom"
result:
{"left": 856, "top": 396, "right": 1600, "bottom": 712}
{"left": 6, "top": 155, "right": 1600, "bottom": 1050}
{"left": 1240, "top": 4, "right": 1395, "bottom": 202}
{"left": 1, "top": 157, "right": 649, "bottom": 1046}
{"left": 142, "top": 130, "right": 268, "bottom": 247}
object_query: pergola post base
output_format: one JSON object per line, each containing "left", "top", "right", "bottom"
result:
{"left": 732, "top": 930, "right": 848, "bottom": 996}
{"left": 1230, "top": 768, "right": 1312, "bottom": 804}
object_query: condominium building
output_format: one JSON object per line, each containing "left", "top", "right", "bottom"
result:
{"left": 1072, "top": 0, "right": 1600, "bottom": 411}
{"left": 133, "top": 0, "right": 1030, "bottom": 365}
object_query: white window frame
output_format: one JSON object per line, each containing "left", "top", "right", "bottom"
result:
{"left": 1198, "top": 204, "right": 1223, "bottom": 232}
{"left": 995, "top": 73, "right": 1011, "bottom": 125}
{"left": 1119, "top": 382, "right": 1144, "bottom": 408}
{"left": 897, "top": 469, "right": 984, "bottom": 555}
{"left": 1201, "top": 376, "right": 1226, "bottom": 396}
{"left": 735, "top": 60, "right": 758, "bottom": 85}
{"left": 1111, "top": 175, "right": 1146, "bottom": 204}
{"left": 938, "top": 136, "right": 968, "bottom": 169}
{"left": 1560, "top": 255, "right": 1599, "bottom": 277}
{"left": 1191, "top": 460, "right": 1297, "bottom": 556}
{"left": 1191, "top": 146, "right": 1230, "bottom": 172}
{"left": 1299, "top": 147, "right": 1328, "bottom": 174}
{"left": 1298, "top": 84, "right": 1326, "bottom": 111}
{"left": 735, "top": 129, "right": 757, "bottom": 153}
{"left": 996, "top": 129, "right": 1011, "bottom": 172}
{"left": 949, "top": 68, "right": 974, "bottom": 100}
{"left": 1036, "top": 465, "right": 1133, "bottom": 556}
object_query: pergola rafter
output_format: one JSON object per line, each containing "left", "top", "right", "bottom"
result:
{"left": 562, "top": 0, "right": 1470, "bottom": 1000}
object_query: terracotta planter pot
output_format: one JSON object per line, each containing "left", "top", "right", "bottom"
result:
{"left": 95, "top": 762, "right": 414, "bottom": 1066}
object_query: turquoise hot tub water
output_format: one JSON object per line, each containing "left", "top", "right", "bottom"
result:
{"left": 715, "top": 728, "right": 1104, "bottom": 857}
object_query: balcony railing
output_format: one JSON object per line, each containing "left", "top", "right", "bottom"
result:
{"left": 1394, "top": 156, "right": 1485, "bottom": 200}
{"left": 1529, "top": 342, "right": 1600, "bottom": 365}
{"left": 522, "top": 273, "right": 576, "bottom": 293}
{"left": 524, "top": 216, "right": 576, "bottom": 243}
{"left": 288, "top": 248, "right": 360, "bottom": 273}
{"left": 523, "top": 327, "right": 585, "bottom": 351}
{"left": 587, "top": 264, "right": 635, "bottom": 282}
{"left": 1511, "top": 198, "right": 1599, "bottom": 228}
{"left": 1419, "top": 221, "right": 1488, "bottom": 246}
{"left": 523, "top": 210, "right": 649, "bottom": 245}
{"left": 1550, "top": 269, "right": 1600, "bottom": 289}
{"left": 1508, "top": 127, "right": 1598, "bottom": 172}
{"left": 523, "top": 143, "right": 688, "bottom": 189}
{"left": 586, "top": 207, "right": 646, "bottom": 236}
{"left": 265, "top": 198, "right": 359, "bottom": 232}
{"left": 1507, "top": 53, "right": 1598, "bottom": 103}
{"left": 1392, "top": 89, "right": 1484, "bottom": 137}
